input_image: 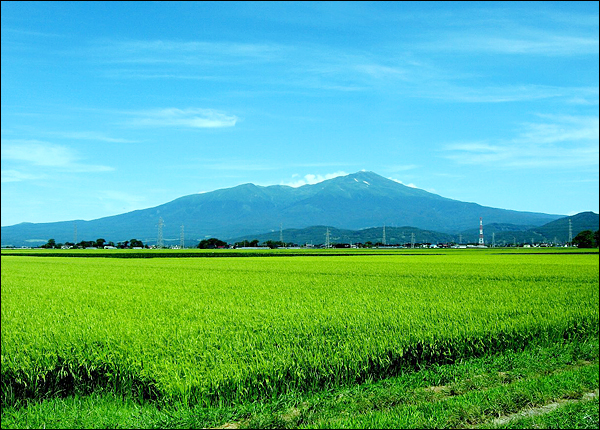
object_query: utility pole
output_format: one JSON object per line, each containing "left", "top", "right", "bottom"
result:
{"left": 157, "top": 217, "right": 164, "bottom": 249}
{"left": 478, "top": 217, "right": 484, "bottom": 246}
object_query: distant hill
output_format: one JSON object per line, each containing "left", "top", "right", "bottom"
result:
{"left": 1, "top": 171, "right": 566, "bottom": 247}
{"left": 422, "top": 212, "right": 598, "bottom": 246}
{"left": 227, "top": 225, "right": 457, "bottom": 246}
{"left": 227, "top": 212, "right": 599, "bottom": 247}
{"left": 528, "top": 211, "right": 599, "bottom": 243}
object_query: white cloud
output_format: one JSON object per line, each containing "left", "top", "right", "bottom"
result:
{"left": 128, "top": 108, "right": 238, "bottom": 128}
{"left": 388, "top": 177, "right": 418, "bottom": 188}
{"left": 1, "top": 139, "right": 114, "bottom": 173}
{"left": 1, "top": 139, "right": 76, "bottom": 167}
{"left": 429, "top": 33, "right": 599, "bottom": 56}
{"left": 1, "top": 170, "right": 44, "bottom": 183}
{"left": 516, "top": 114, "right": 599, "bottom": 144}
{"left": 94, "top": 39, "right": 283, "bottom": 64}
{"left": 355, "top": 64, "right": 409, "bottom": 80}
{"left": 46, "top": 131, "right": 138, "bottom": 143}
{"left": 443, "top": 115, "right": 600, "bottom": 169}
{"left": 281, "top": 171, "right": 348, "bottom": 187}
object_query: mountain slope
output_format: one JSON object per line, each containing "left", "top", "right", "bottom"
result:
{"left": 1, "top": 171, "right": 565, "bottom": 247}
{"left": 450, "top": 212, "right": 599, "bottom": 245}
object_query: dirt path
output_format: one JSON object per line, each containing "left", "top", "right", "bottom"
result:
{"left": 487, "top": 389, "right": 599, "bottom": 428}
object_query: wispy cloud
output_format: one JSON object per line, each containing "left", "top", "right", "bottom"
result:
{"left": 84, "top": 33, "right": 598, "bottom": 105}
{"left": 2, "top": 139, "right": 77, "bottom": 167}
{"left": 1, "top": 169, "right": 45, "bottom": 183}
{"left": 443, "top": 115, "right": 599, "bottom": 169}
{"left": 414, "top": 6, "right": 599, "bottom": 57}
{"left": 354, "top": 64, "right": 409, "bottom": 80}
{"left": 45, "top": 131, "right": 138, "bottom": 143}
{"left": 89, "top": 39, "right": 284, "bottom": 66}
{"left": 1, "top": 139, "right": 114, "bottom": 173}
{"left": 516, "top": 114, "right": 599, "bottom": 144}
{"left": 421, "top": 84, "right": 569, "bottom": 103}
{"left": 1, "top": 27, "right": 66, "bottom": 38}
{"left": 425, "top": 33, "right": 598, "bottom": 56}
{"left": 127, "top": 108, "right": 238, "bottom": 128}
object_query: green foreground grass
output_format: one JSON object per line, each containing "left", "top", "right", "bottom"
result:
{"left": 2, "top": 337, "right": 598, "bottom": 429}
{"left": 2, "top": 250, "right": 598, "bottom": 428}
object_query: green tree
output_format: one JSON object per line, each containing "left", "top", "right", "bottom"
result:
{"left": 129, "top": 239, "right": 144, "bottom": 248}
{"left": 595, "top": 230, "right": 600, "bottom": 248}
{"left": 263, "top": 240, "right": 286, "bottom": 249}
{"left": 42, "top": 239, "right": 56, "bottom": 249}
{"left": 95, "top": 238, "right": 106, "bottom": 248}
{"left": 197, "top": 238, "right": 228, "bottom": 249}
{"left": 572, "top": 230, "right": 594, "bottom": 248}
{"left": 78, "top": 240, "right": 95, "bottom": 248}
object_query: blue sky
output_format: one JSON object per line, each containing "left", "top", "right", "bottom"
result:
{"left": 1, "top": 1, "right": 598, "bottom": 227}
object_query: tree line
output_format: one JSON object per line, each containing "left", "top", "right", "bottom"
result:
{"left": 41, "top": 238, "right": 147, "bottom": 249}
{"left": 37, "top": 229, "right": 600, "bottom": 250}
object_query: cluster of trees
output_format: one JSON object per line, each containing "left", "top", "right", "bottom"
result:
{"left": 197, "top": 238, "right": 228, "bottom": 249}
{"left": 41, "top": 238, "right": 147, "bottom": 249}
{"left": 572, "top": 230, "right": 600, "bottom": 248}
{"left": 197, "top": 239, "right": 296, "bottom": 249}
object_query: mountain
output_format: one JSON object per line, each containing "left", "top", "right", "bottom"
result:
{"left": 229, "top": 213, "right": 600, "bottom": 247}
{"left": 527, "top": 211, "right": 599, "bottom": 243}
{"left": 1, "top": 171, "right": 567, "bottom": 247}
{"left": 228, "top": 225, "right": 457, "bottom": 246}
{"left": 447, "top": 212, "right": 599, "bottom": 246}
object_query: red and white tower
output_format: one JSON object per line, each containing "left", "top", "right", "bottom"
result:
{"left": 478, "top": 217, "right": 484, "bottom": 245}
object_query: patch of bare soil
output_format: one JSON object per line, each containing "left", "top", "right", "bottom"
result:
{"left": 488, "top": 389, "right": 599, "bottom": 428}
{"left": 212, "top": 422, "right": 241, "bottom": 429}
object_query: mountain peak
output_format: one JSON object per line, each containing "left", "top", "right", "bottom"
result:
{"left": 345, "top": 171, "right": 385, "bottom": 181}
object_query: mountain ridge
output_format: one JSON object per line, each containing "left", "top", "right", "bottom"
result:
{"left": 1, "top": 171, "right": 569, "bottom": 247}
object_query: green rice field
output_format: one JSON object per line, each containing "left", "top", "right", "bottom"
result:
{"left": 1, "top": 248, "right": 598, "bottom": 428}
